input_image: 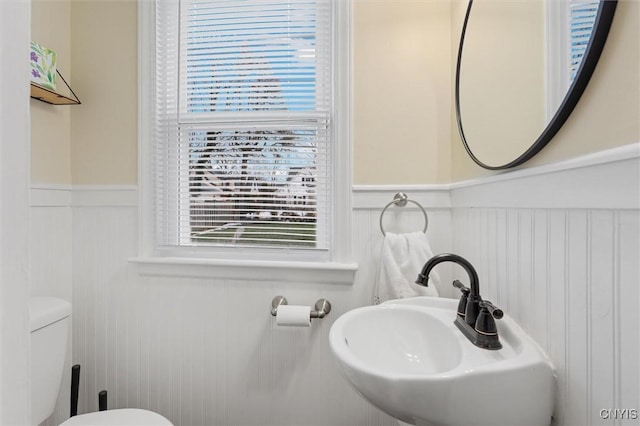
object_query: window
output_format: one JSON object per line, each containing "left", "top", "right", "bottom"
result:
{"left": 141, "top": 0, "right": 351, "bottom": 264}
{"left": 568, "top": 0, "right": 599, "bottom": 80}
{"left": 545, "top": 0, "right": 599, "bottom": 120}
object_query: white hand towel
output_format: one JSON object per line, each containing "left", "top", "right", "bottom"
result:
{"left": 373, "top": 231, "right": 440, "bottom": 304}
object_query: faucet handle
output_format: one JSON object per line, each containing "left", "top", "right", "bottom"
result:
{"left": 479, "top": 300, "right": 503, "bottom": 319}
{"left": 474, "top": 301, "right": 503, "bottom": 349}
{"left": 452, "top": 280, "right": 470, "bottom": 318}
{"left": 452, "top": 279, "right": 470, "bottom": 294}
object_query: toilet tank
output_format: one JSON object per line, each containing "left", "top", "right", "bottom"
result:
{"left": 30, "top": 297, "right": 72, "bottom": 425}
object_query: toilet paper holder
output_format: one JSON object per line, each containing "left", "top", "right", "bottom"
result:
{"left": 270, "top": 296, "right": 332, "bottom": 319}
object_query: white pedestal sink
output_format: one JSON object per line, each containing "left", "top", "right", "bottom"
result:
{"left": 329, "top": 297, "right": 555, "bottom": 426}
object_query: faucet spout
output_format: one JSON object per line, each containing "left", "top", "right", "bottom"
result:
{"left": 415, "top": 253, "right": 480, "bottom": 298}
{"left": 415, "top": 253, "right": 481, "bottom": 326}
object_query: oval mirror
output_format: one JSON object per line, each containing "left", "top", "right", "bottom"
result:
{"left": 455, "top": 0, "right": 617, "bottom": 169}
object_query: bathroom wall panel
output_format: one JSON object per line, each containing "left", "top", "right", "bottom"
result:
{"left": 618, "top": 211, "right": 640, "bottom": 420}
{"left": 588, "top": 211, "right": 617, "bottom": 426}
{"left": 112, "top": 275, "right": 391, "bottom": 426}
{"left": 548, "top": 209, "right": 569, "bottom": 425}
{"left": 30, "top": 193, "right": 73, "bottom": 426}
{"left": 450, "top": 153, "right": 640, "bottom": 426}
{"left": 452, "top": 206, "right": 639, "bottom": 425}
{"left": 532, "top": 209, "right": 550, "bottom": 351}
{"left": 70, "top": 194, "right": 450, "bottom": 425}
{"left": 30, "top": 204, "right": 73, "bottom": 300}
{"left": 66, "top": 158, "right": 639, "bottom": 426}
{"left": 565, "top": 210, "right": 589, "bottom": 426}
{"left": 71, "top": 206, "right": 138, "bottom": 416}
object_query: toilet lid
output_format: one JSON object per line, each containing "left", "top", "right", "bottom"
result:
{"left": 60, "top": 409, "right": 173, "bottom": 426}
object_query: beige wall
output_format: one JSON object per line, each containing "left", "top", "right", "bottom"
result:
{"left": 452, "top": 0, "right": 640, "bottom": 180}
{"left": 30, "top": 0, "right": 638, "bottom": 186}
{"left": 31, "top": 0, "right": 72, "bottom": 185}
{"left": 353, "top": 0, "right": 452, "bottom": 184}
{"left": 31, "top": 0, "right": 137, "bottom": 185}
{"left": 61, "top": 0, "right": 452, "bottom": 186}
{"left": 70, "top": 0, "right": 138, "bottom": 185}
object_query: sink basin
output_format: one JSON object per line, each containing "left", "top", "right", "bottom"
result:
{"left": 329, "top": 297, "right": 555, "bottom": 426}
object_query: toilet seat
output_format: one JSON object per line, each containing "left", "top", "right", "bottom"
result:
{"left": 59, "top": 408, "right": 173, "bottom": 425}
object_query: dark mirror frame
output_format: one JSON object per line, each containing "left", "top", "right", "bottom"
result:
{"left": 455, "top": 0, "right": 618, "bottom": 170}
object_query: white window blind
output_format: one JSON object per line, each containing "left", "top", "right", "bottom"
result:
{"left": 545, "top": 0, "right": 600, "bottom": 120}
{"left": 569, "top": 0, "right": 599, "bottom": 80}
{"left": 154, "top": 0, "right": 332, "bottom": 250}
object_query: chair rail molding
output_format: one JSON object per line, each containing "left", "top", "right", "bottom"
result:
{"left": 450, "top": 143, "right": 639, "bottom": 209}
{"left": 31, "top": 143, "right": 639, "bottom": 211}
{"left": 31, "top": 184, "right": 73, "bottom": 207}
{"left": 30, "top": 185, "right": 138, "bottom": 207}
{"left": 352, "top": 184, "right": 452, "bottom": 210}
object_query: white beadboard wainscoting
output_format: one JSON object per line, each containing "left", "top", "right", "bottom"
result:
{"left": 64, "top": 185, "right": 452, "bottom": 426}
{"left": 29, "top": 144, "right": 639, "bottom": 426}
{"left": 450, "top": 145, "right": 639, "bottom": 426}
{"left": 30, "top": 185, "right": 73, "bottom": 426}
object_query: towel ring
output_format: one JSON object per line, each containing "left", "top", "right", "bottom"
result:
{"left": 379, "top": 192, "right": 429, "bottom": 236}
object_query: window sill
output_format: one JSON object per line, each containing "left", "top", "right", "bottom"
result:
{"left": 129, "top": 256, "right": 358, "bottom": 285}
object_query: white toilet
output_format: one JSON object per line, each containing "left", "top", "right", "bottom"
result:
{"left": 30, "top": 297, "right": 173, "bottom": 426}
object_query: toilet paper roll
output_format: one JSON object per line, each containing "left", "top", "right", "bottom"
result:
{"left": 276, "top": 305, "right": 311, "bottom": 327}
